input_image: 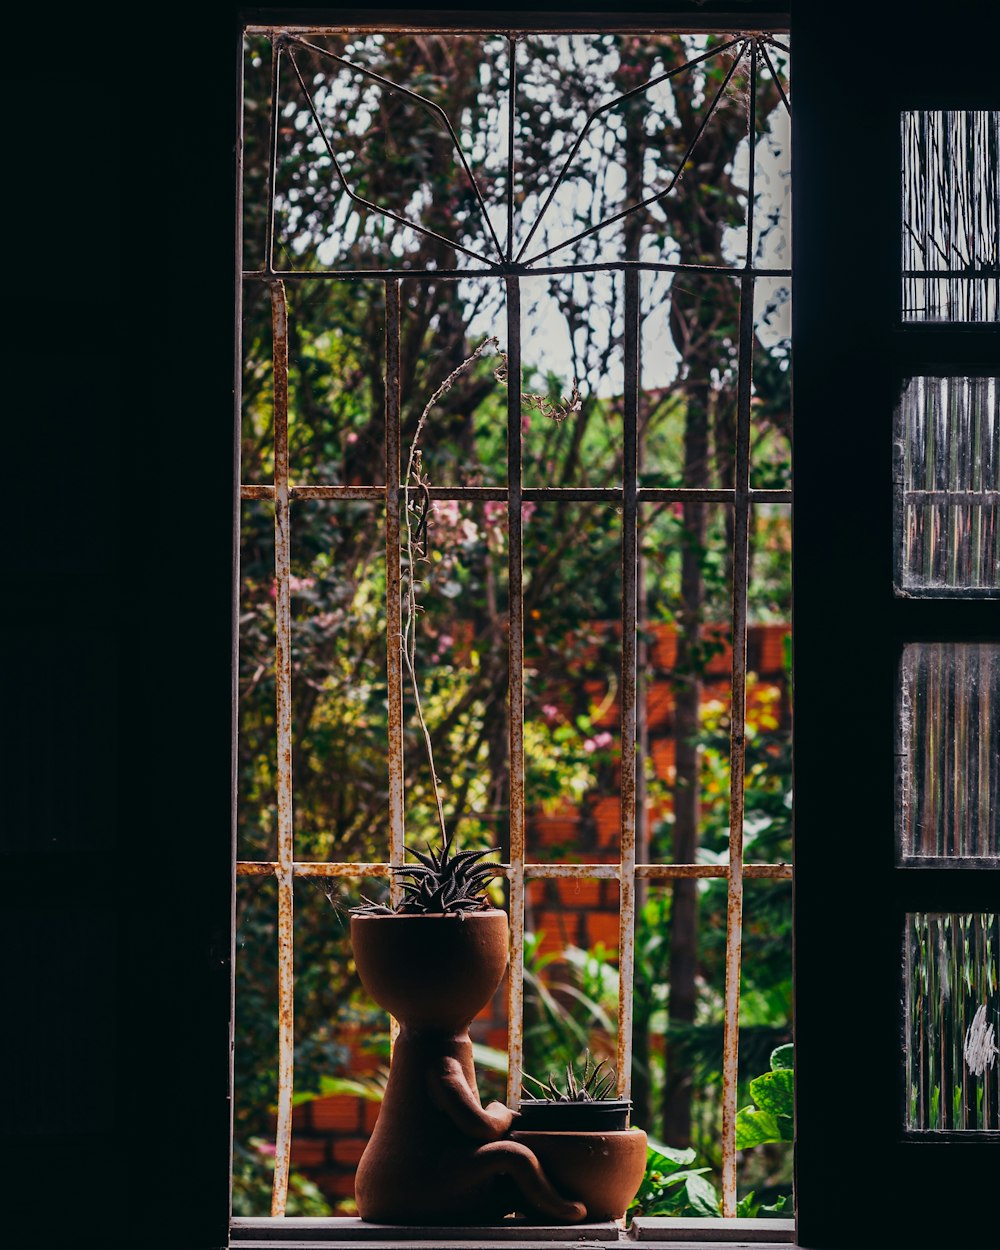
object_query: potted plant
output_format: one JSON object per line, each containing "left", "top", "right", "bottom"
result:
{"left": 511, "top": 1054, "right": 648, "bottom": 1222}
{"left": 347, "top": 343, "right": 586, "bottom": 1226}
{"left": 516, "top": 1052, "right": 631, "bottom": 1130}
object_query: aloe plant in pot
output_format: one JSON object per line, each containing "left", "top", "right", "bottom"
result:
{"left": 346, "top": 342, "right": 586, "bottom": 1226}
{"left": 511, "top": 1054, "right": 648, "bottom": 1221}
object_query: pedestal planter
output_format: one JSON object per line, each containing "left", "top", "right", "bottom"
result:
{"left": 510, "top": 1127, "right": 649, "bottom": 1222}
{"left": 350, "top": 910, "right": 587, "bottom": 1226}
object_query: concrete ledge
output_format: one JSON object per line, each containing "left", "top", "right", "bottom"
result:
{"left": 231, "top": 1217, "right": 620, "bottom": 1242}
{"left": 631, "top": 1218, "right": 795, "bottom": 1243}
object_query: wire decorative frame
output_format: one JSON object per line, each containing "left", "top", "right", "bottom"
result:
{"left": 236, "top": 21, "right": 793, "bottom": 1222}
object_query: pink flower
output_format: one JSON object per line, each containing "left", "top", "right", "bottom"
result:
{"left": 542, "top": 703, "right": 559, "bottom": 721}
{"left": 584, "top": 731, "right": 613, "bottom": 753}
{"left": 346, "top": 431, "right": 359, "bottom": 445}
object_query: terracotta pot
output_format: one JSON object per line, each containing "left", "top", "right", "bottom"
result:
{"left": 351, "top": 909, "right": 509, "bottom": 1030}
{"left": 510, "top": 1127, "right": 648, "bottom": 1221}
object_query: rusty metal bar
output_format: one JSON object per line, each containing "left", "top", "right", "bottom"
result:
{"left": 720, "top": 270, "right": 756, "bottom": 1220}
{"left": 240, "top": 483, "right": 792, "bottom": 503}
{"left": 637, "top": 862, "right": 792, "bottom": 880}
{"left": 243, "top": 260, "right": 792, "bottom": 281}
{"left": 245, "top": 20, "right": 792, "bottom": 36}
{"left": 522, "top": 863, "right": 620, "bottom": 880}
{"left": 506, "top": 35, "right": 516, "bottom": 261}
{"left": 264, "top": 36, "right": 281, "bottom": 274}
{"left": 385, "top": 281, "right": 405, "bottom": 911}
{"left": 505, "top": 275, "right": 526, "bottom": 1109}
{"left": 616, "top": 267, "right": 640, "bottom": 1101}
{"left": 234, "top": 859, "right": 792, "bottom": 879}
{"left": 268, "top": 280, "right": 295, "bottom": 1218}
{"left": 745, "top": 40, "right": 758, "bottom": 268}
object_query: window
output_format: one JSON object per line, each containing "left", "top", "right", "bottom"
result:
{"left": 234, "top": 15, "right": 794, "bottom": 1235}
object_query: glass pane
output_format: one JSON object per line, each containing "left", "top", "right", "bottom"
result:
{"left": 905, "top": 913, "right": 999, "bottom": 1132}
{"left": 895, "top": 376, "right": 999, "bottom": 597}
{"left": 898, "top": 644, "right": 1000, "bottom": 862}
{"left": 901, "top": 111, "right": 999, "bottom": 323}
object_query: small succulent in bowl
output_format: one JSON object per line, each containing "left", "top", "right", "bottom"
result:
{"left": 522, "top": 1053, "right": 618, "bottom": 1103}
{"left": 517, "top": 1051, "right": 631, "bottom": 1130}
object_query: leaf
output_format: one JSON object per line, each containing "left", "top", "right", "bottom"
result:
{"left": 736, "top": 1191, "right": 759, "bottom": 1218}
{"left": 645, "top": 1137, "right": 698, "bottom": 1168}
{"left": 684, "top": 1172, "right": 722, "bottom": 1217}
{"left": 749, "top": 1068, "right": 794, "bottom": 1118}
{"left": 770, "top": 1043, "right": 794, "bottom": 1071}
{"left": 760, "top": 1194, "right": 792, "bottom": 1216}
{"left": 735, "top": 1106, "right": 783, "bottom": 1148}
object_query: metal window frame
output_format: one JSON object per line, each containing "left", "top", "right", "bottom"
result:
{"left": 234, "top": 10, "right": 794, "bottom": 1229}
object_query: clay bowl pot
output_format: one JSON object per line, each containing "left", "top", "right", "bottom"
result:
{"left": 350, "top": 909, "right": 508, "bottom": 1029}
{"left": 510, "top": 1127, "right": 648, "bottom": 1222}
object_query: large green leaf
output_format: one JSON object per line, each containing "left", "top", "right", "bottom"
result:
{"left": 684, "top": 1173, "right": 722, "bottom": 1217}
{"left": 749, "top": 1068, "right": 794, "bottom": 1118}
{"left": 769, "top": 1043, "right": 794, "bottom": 1071}
{"left": 735, "top": 1106, "right": 788, "bottom": 1148}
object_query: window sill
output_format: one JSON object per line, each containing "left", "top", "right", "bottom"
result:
{"left": 230, "top": 1216, "right": 796, "bottom": 1248}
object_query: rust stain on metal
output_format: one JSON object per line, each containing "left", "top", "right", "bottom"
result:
{"left": 385, "top": 280, "right": 405, "bottom": 914}
{"left": 720, "top": 270, "right": 757, "bottom": 1220}
{"left": 616, "top": 268, "right": 640, "bottom": 1103}
{"left": 505, "top": 277, "right": 525, "bottom": 1110}
{"left": 241, "top": 482, "right": 791, "bottom": 505}
{"left": 524, "top": 863, "right": 619, "bottom": 880}
{"left": 269, "top": 280, "right": 295, "bottom": 1219}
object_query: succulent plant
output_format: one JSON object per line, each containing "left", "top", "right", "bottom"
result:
{"left": 521, "top": 1051, "right": 618, "bottom": 1103}
{"left": 352, "top": 836, "right": 500, "bottom": 915}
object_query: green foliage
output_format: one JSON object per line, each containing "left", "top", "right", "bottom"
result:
{"left": 736, "top": 1191, "right": 791, "bottom": 1218}
{"left": 628, "top": 1140, "right": 721, "bottom": 1219}
{"left": 735, "top": 1046, "right": 794, "bottom": 1149}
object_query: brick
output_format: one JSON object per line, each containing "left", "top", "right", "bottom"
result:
{"left": 593, "top": 796, "right": 620, "bottom": 840}
{"left": 531, "top": 816, "right": 580, "bottom": 850}
{"left": 646, "top": 681, "right": 674, "bottom": 729}
{"left": 553, "top": 877, "right": 602, "bottom": 909}
{"left": 582, "top": 910, "right": 621, "bottom": 953}
{"left": 310, "top": 1094, "right": 364, "bottom": 1132}
{"left": 362, "top": 1099, "right": 381, "bottom": 1133}
{"left": 650, "top": 737, "right": 676, "bottom": 780}
{"left": 758, "top": 625, "right": 789, "bottom": 675}
{"left": 317, "top": 1171, "right": 358, "bottom": 1199}
{"left": 290, "top": 1136, "right": 328, "bottom": 1168}
{"left": 649, "top": 623, "right": 678, "bottom": 670}
{"left": 333, "top": 1137, "right": 368, "bottom": 1166}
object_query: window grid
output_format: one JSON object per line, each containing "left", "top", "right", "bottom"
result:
{"left": 235, "top": 25, "right": 793, "bottom": 1223}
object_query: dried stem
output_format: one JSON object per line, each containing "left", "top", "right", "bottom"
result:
{"left": 403, "top": 335, "right": 501, "bottom": 848}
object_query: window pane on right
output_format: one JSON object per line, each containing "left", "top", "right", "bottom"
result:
{"left": 899, "top": 643, "right": 1000, "bottom": 862}
{"left": 894, "top": 376, "right": 999, "bottom": 596}
{"left": 905, "top": 913, "right": 999, "bottom": 1132}
{"left": 901, "top": 110, "right": 999, "bottom": 323}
